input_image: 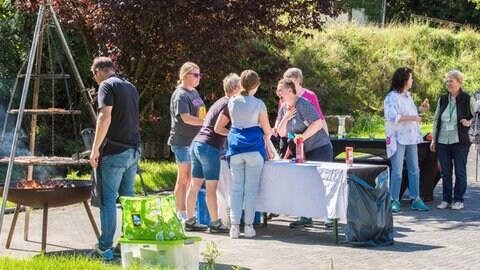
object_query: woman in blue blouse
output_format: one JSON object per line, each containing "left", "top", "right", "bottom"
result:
{"left": 384, "top": 67, "right": 430, "bottom": 213}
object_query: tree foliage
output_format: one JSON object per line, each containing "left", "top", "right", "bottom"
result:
{"left": 16, "top": 0, "right": 340, "bottom": 118}
{"left": 468, "top": 0, "right": 480, "bottom": 9}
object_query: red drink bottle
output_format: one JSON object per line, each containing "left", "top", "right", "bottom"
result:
{"left": 296, "top": 134, "right": 304, "bottom": 163}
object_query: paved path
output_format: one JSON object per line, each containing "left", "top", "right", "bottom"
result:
{"left": 1, "top": 146, "right": 480, "bottom": 269}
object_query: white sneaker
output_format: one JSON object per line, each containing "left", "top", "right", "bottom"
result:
{"left": 244, "top": 225, "right": 256, "bottom": 238}
{"left": 436, "top": 201, "right": 451, "bottom": 209}
{"left": 451, "top": 202, "right": 464, "bottom": 210}
{"left": 230, "top": 225, "right": 240, "bottom": 239}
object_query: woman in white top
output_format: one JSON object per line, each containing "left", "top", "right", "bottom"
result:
{"left": 384, "top": 67, "right": 430, "bottom": 213}
{"left": 216, "top": 70, "right": 272, "bottom": 239}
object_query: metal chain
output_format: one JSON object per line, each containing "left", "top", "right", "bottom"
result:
{"left": 47, "top": 23, "right": 56, "bottom": 155}
{"left": 47, "top": 18, "right": 79, "bottom": 145}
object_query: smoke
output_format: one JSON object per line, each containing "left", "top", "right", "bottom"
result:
{"left": 0, "top": 99, "right": 30, "bottom": 157}
{"left": 1, "top": 78, "right": 35, "bottom": 182}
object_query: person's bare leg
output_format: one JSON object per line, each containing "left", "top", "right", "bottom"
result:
{"left": 205, "top": 180, "right": 219, "bottom": 221}
{"left": 174, "top": 162, "right": 191, "bottom": 216}
{"left": 186, "top": 178, "right": 204, "bottom": 219}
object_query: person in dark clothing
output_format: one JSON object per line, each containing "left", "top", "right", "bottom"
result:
{"left": 431, "top": 70, "right": 476, "bottom": 210}
{"left": 89, "top": 57, "right": 141, "bottom": 260}
{"left": 184, "top": 73, "right": 241, "bottom": 233}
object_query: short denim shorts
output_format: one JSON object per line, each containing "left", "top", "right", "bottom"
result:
{"left": 170, "top": 145, "right": 191, "bottom": 163}
{"left": 190, "top": 141, "right": 221, "bottom": 180}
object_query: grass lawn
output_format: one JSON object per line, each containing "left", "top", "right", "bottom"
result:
{"left": 0, "top": 199, "right": 16, "bottom": 209}
{"left": 66, "top": 160, "right": 177, "bottom": 195}
{"left": 0, "top": 255, "right": 150, "bottom": 270}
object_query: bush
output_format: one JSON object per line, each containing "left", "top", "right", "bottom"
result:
{"left": 288, "top": 23, "right": 480, "bottom": 118}
{"left": 349, "top": 114, "right": 385, "bottom": 137}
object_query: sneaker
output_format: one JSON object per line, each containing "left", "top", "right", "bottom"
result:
{"left": 436, "top": 201, "right": 452, "bottom": 209}
{"left": 411, "top": 199, "right": 429, "bottom": 211}
{"left": 185, "top": 217, "right": 208, "bottom": 231}
{"left": 230, "top": 225, "right": 240, "bottom": 239}
{"left": 113, "top": 243, "right": 121, "bottom": 257}
{"left": 324, "top": 218, "right": 335, "bottom": 228}
{"left": 289, "top": 217, "right": 313, "bottom": 228}
{"left": 244, "top": 224, "right": 256, "bottom": 238}
{"left": 391, "top": 200, "right": 401, "bottom": 213}
{"left": 209, "top": 219, "right": 229, "bottom": 233}
{"left": 88, "top": 244, "right": 114, "bottom": 261}
{"left": 451, "top": 202, "right": 464, "bottom": 210}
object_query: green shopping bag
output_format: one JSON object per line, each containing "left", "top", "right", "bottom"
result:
{"left": 120, "top": 195, "right": 185, "bottom": 241}
{"left": 159, "top": 195, "right": 186, "bottom": 241}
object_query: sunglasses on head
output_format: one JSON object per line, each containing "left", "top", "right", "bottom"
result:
{"left": 188, "top": 72, "right": 203, "bottom": 78}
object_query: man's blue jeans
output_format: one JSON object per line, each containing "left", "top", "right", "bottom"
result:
{"left": 390, "top": 143, "right": 420, "bottom": 201}
{"left": 436, "top": 143, "right": 470, "bottom": 203}
{"left": 229, "top": 151, "right": 264, "bottom": 225}
{"left": 98, "top": 148, "right": 140, "bottom": 250}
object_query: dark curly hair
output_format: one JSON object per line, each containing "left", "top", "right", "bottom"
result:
{"left": 389, "top": 67, "right": 412, "bottom": 93}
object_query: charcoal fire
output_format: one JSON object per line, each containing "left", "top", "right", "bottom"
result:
{"left": 15, "top": 179, "right": 77, "bottom": 189}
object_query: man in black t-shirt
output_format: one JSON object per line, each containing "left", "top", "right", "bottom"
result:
{"left": 88, "top": 57, "right": 141, "bottom": 260}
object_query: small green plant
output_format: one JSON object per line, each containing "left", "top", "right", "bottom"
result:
{"left": 201, "top": 240, "right": 222, "bottom": 270}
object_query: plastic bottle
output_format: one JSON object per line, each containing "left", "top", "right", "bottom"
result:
{"left": 295, "top": 134, "right": 304, "bottom": 163}
{"left": 338, "top": 116, "right": 346, "bottom": 139}
{"left": 345, "top": 146, "right": 354, "bottom": 166}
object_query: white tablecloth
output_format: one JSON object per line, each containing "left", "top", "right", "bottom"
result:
{"left": 217, "top": 160, "right": 389, "bottom": 222}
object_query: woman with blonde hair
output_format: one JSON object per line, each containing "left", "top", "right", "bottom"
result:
{"left": 168, "top": 62, "right": 206, "bottom": 221}
{"left": 431, "top": 70, "right": 476, "bottom": 210}
{"left": 216, "top": 70, "right": 273, "bottom": 238}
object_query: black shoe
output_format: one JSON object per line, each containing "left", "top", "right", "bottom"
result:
{"left": 266, "top": 213, "right": 279, "bottom": 220}
{"left": 113, "top": 243, "right": 121, "bottom": 257}
{"left": 209, "top": 219, "right": 229, "bottom": 233}
{"left": 185, "top": 217, "right": 208, "bottom": 231}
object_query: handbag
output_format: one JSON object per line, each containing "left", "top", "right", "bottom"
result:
{"left": 468, "top": 112, "right": 480, "bottom": 144}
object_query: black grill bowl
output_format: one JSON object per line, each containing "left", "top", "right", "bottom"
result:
{"left": 0, "top": 180, "right": 92, "bottom": 208}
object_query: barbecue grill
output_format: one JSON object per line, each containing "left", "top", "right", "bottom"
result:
{"left": 2, "top": 179, "right": 92, "bottom": 208}
{"left": 0, "top": 1, "right": 100, "bottom": 253}
{"left": 0, "top": 179, "right": 99, "bottom": 251}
